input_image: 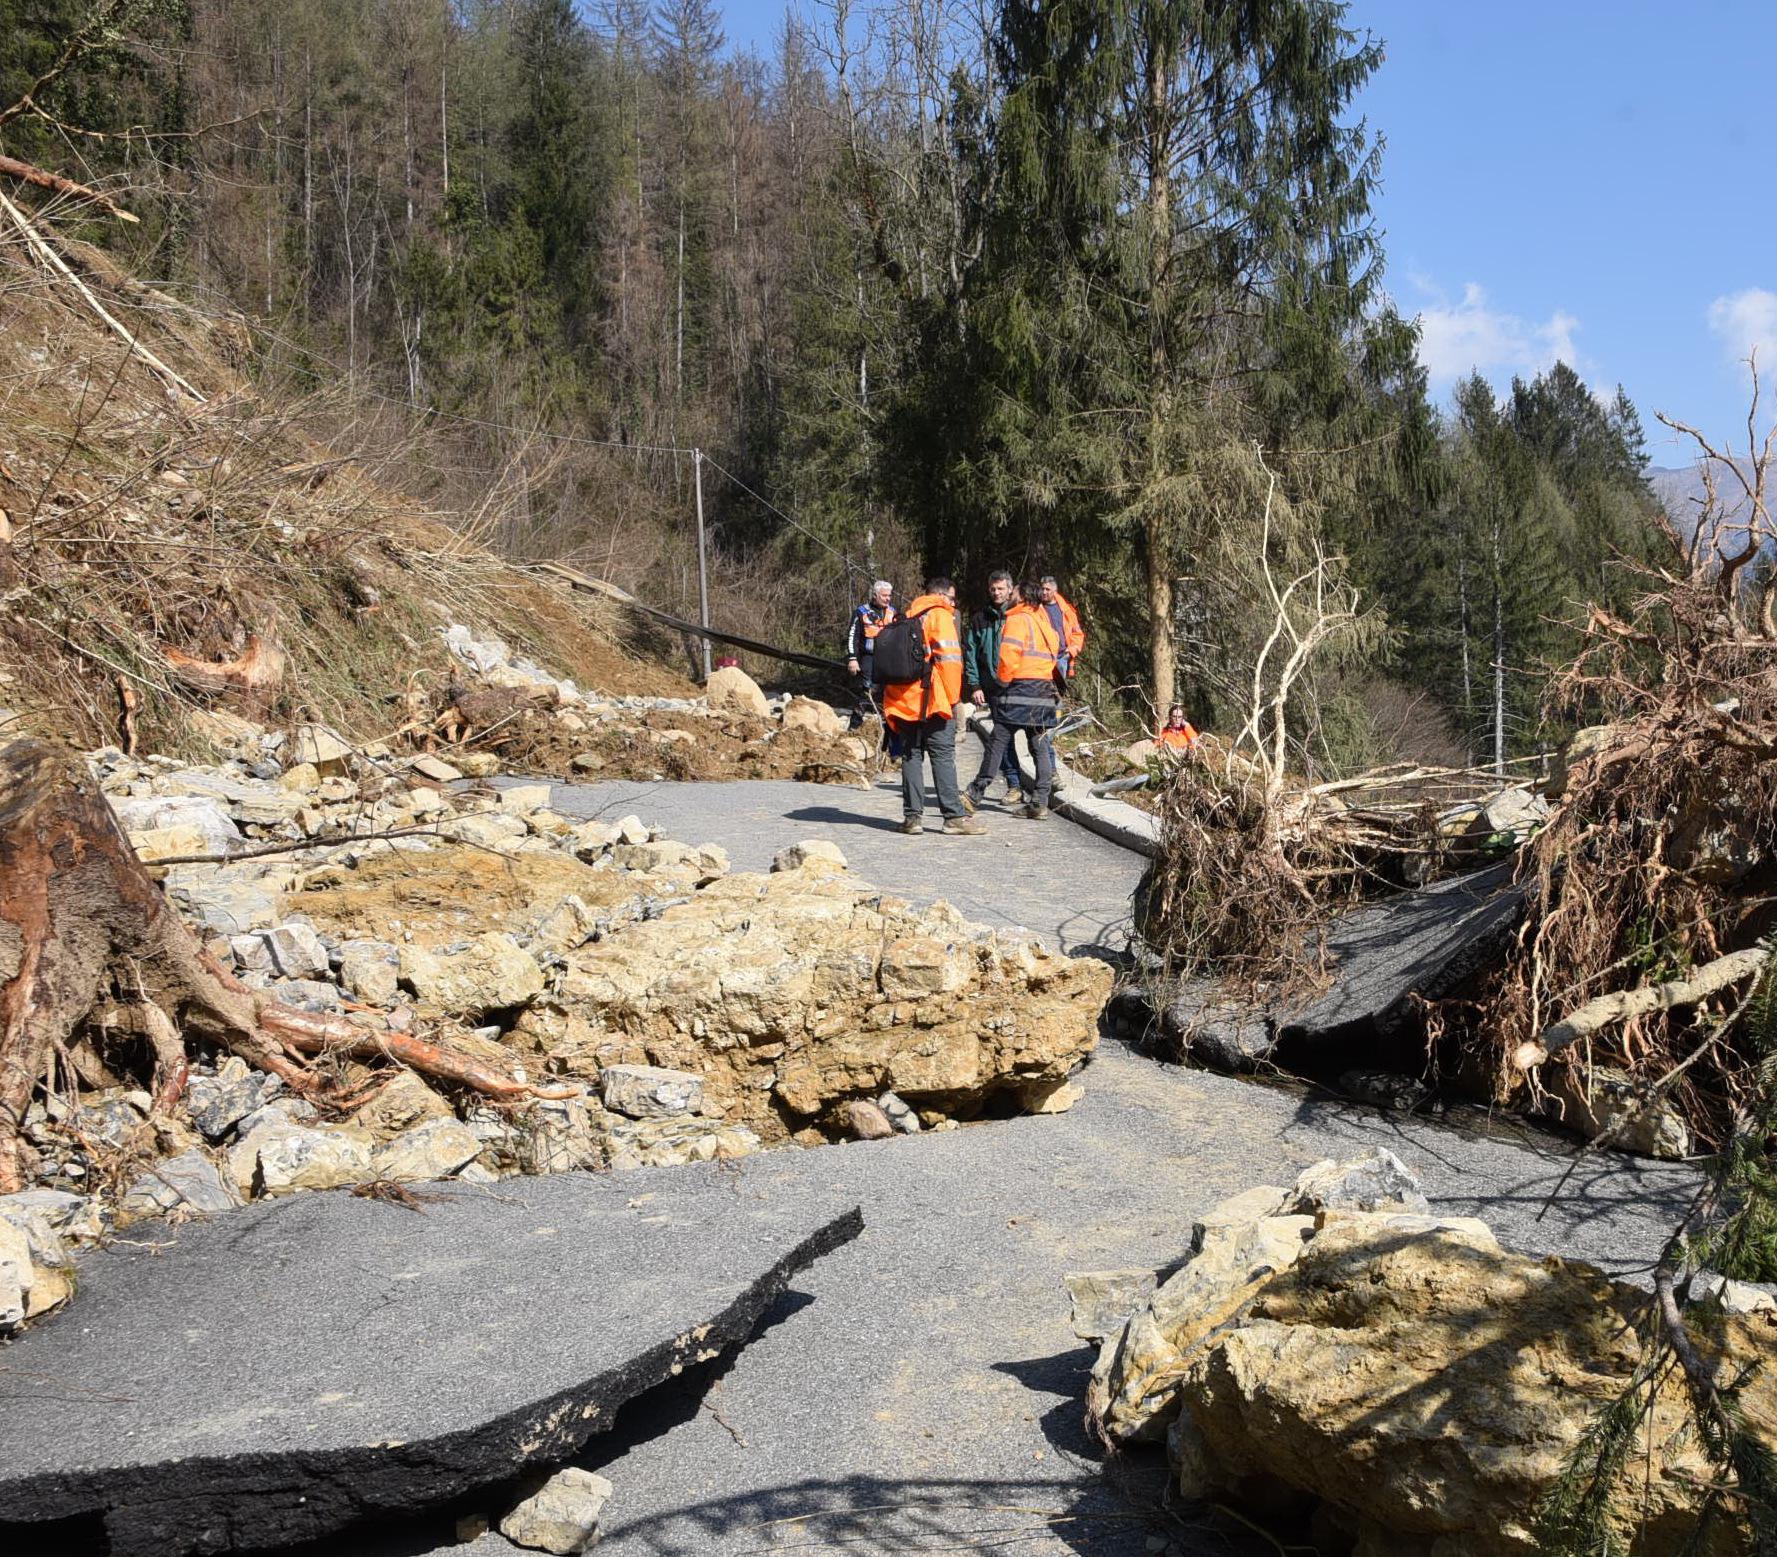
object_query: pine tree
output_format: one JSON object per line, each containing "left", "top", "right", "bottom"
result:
{"left": 894, "top": 0, "right": 1388, "bottom": 712}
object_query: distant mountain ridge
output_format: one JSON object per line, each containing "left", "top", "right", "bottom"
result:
{"left": 1646, "top": 459, "right": 1768, "bottom": 555}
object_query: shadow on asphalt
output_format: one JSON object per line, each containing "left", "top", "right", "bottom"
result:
{"left": 591, "top": 1469, "right": 1262, "bottom": 1556}
{"left": 784, "top": 804, "right": 907, "bottom": 834}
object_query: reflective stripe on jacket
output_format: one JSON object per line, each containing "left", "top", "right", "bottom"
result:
{"left": 996, "top": 603, "right": 1061, "bottom": 684}
{"left": 882, "top": 594, "right": 963, "bottom": 724}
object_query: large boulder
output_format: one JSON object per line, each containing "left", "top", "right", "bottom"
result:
{"left": 1084, "top": 1156, "right": 1777, "bottom": 1556}
{"left": 705, "top": 665, "right": 771, "bottom": 718}
{"left": 536, "top": 866, "right": 1110, "bottom": 1138}
{"left": 401, "top": 932, "right": 545, "bottom": 1017}
{"left": 781, "top": 696, "right": 846, "bottom": 739}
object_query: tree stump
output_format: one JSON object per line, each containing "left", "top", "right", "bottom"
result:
{"left": 0, "top": 738, "right": 555, "bottom": 1192}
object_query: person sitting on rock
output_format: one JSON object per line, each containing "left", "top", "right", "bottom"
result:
{"left": 1157, "top": 704, "right": 1200, "bottom": 753}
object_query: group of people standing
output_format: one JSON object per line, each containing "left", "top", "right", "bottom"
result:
{"left": 845, "top": 573, "right": 1084, "bottom": 837}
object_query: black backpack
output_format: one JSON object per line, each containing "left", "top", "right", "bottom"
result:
{"left": 870, "top": 607, "right": 934, "bottom": 686}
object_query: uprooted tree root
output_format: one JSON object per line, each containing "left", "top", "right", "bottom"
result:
{"left": 0, "top": 738, "right": 565, "bottom": 1192}
{"left": 1469, "top": 574, "right": 1777, "bottom": 1148}
{"left": 1141, "top": 747, "right": 1512, "bottom": 996}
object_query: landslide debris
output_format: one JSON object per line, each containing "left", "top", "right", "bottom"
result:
{"left": 0, "top": 734, "right": 1106, "bottom": 1335}
{"left": 1078, "top": 1151, "right": 1777, "bottom": 1555}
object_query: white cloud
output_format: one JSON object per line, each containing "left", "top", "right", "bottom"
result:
{"left": 1410, "top": 280, "right": 1585, "bottom": 388}
{"left": 1707, "top": 288, "right": 1777, "bottom": 374}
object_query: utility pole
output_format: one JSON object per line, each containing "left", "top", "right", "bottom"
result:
{"left": 693, "top": 448, "right": 712, "bottom": 680}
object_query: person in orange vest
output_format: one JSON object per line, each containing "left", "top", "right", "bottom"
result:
{"left": 881, "top": 577, "right": 986, "bottom": 836}
{"left": 845, "top": 579, "right": 898, "bottom": 729}
{"left": 1039, "top": 575, "right": 1086, "bottom": 678}
{"left": 1156, "top": 704, "right": 1200, "bottom": 753}
{"left": 966, "top": 579, "right": 1061, "bottom": 819}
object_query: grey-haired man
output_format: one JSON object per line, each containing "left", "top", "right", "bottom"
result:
{"left": 845, "top": 579, "right": 898, "bottom": 729}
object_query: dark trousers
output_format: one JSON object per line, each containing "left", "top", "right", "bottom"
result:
{"left": 999, "top": 727, "right": 1045, "bottom": 789}
{"left": 898, "top": 714, "right": 963, "bottom": 820}
{"left": 972, "top": 717, "right": 1055, "bottom": 807}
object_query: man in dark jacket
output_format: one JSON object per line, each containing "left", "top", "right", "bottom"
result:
{"left": 844, "top": 580, "right": 897, "bottom": 729}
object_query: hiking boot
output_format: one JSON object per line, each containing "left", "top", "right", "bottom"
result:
{"left": 959, "top": 791, "right": 979, "bottom": 815}
{"left": 899, "top": 816, "right": 923, "bottom": 834}
{"left": 942, "top": 815, "right": 986, "bottom": 836}
{"left": 1024, "top": 804, "right": 1051, "bottom": 820}
{"left": 1003, "top": 788, "right": 1024, "bottom": 807}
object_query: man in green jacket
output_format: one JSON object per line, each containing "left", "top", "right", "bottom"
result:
{"left": 963, "top": 569, "right": 1029, "bottom": 802}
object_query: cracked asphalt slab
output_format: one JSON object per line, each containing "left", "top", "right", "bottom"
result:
{"left": 0, "top": 1170, "right": 861, "bottom": 1557}
{"left": 417, "top": 775, "right": 1698, "bottom": 1557}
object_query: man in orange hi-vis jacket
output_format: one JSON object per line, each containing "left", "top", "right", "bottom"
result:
{"left": 881, "top": 577, "right": 986, "bottom": 837}
{"left": 967, "top": 579, "right": 1062, "bottom": 818}
{"left": 1039, "top": 575, "right": 1085, "bottom": 677}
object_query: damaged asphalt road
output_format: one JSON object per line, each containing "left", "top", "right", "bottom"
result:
{"left": 0, "top": 1171, "right": 861, "bottom": 1556}
{"left": 0, "top": 778, "right": 1702, "bottom": 1557}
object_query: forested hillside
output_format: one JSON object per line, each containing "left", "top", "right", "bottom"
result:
{"left": 2, "top": 0, "right": 1664, "bottom": 768}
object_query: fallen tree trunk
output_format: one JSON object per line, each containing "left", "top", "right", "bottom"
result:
{"left": 0, "top": 738, "right": 556, "bottom": 1192}
{"left": 1514, "top": 941, "right": 1773, "bottom": 1071}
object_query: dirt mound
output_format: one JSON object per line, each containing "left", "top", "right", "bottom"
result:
{"left": 0, "top": 218, "right": 690, "bottom": 758}
{"left": 507, "top": 705, "right": 876, "bottom": 784}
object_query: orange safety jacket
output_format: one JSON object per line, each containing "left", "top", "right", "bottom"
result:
{"left": 1157, "top": 722, "right": 1199, "bottom": 751}
{"left": 881, "top": 594, "right": 964, "bottom": 724}
{"left": 1053, "top": 592, "right": 1085, "bottom": 675}
{"left": 997, "top": 603, "right": 1062, "bottom": 684}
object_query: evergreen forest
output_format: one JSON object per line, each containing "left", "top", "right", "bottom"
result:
{"left": 1, "top": 0, "right": 1666, "bottom": 769}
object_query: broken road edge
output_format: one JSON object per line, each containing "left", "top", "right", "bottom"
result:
{"left": 0, "top": 1205, "right": 865, "bottom": 1557}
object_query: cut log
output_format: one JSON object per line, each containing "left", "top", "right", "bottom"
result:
{"left": 163, "top": 634, "right": 287, "bottom": 700}
{"left": 0, "top": 738, "right": 559, "bottom": 1192}
{"left": 0, "top": 151, "right": 138, "bottom": 222}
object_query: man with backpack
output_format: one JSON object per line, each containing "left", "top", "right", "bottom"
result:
{"left": 875, "top": 577, "right": 986, "bottom": 836}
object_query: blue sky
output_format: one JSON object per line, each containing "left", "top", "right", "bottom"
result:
{"left": 714, "top": 0, "right": 1775, "bottom": 465}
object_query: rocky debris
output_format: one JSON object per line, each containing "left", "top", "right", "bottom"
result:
{"left": 600, "top": 1064, "right": 703, "bottom": 1119}
{"left": 0, "top": 1199, "right": 73, "bottom": 1332}
{"left": 1064, "top": 1268, "right": 1160, "bottom": 1342}
{"left": 120, "top": 1149, "right": 238, "bottom": 1217}
{"left": 1543, "top": 1060, "right": 1693, "bottom": 1160}
{"left": 780, "top": 695, "right": 846, "bottom": 739}
{"left": 0, "top": 1169, "right": 863, "bottom": 1555}
{"left": 227, "top": 1114, "right": 373, "bottom": 1196}
{"left": 1463, "top": 782, "right": 1549, "bottom": 846}
{"left": 605, "top": 1115, "right": 762, "bottom": 1171}
{"left": 1287, "top": 1147, "right": 1429, "bottom": 1215}
{"left": 532, "top": 866, "right": 1109, "bottom": 1143}
{"left": 402, "top": 932, "right": 547, "bottom": 1017}
{"left": 846, "top": 1099, "right": 897, "bottom": 1140}
{"left": 876, "top": 1090, "right": 921, "bottom": 1133}
{"left": 1080, "top": 1154, "right": 1768, "bottom": 1555}
{"left": 500, "top": 1468, "right": 614, "bottom": 1554}
{"left": 370, "top": 1118, "right": 482, "bottom": 1182}
{"left": 7, "top": 741, "right": 1107, "bottom": 1291}
{"left": 772, "top": 838, "right": 847, "bottom": 873}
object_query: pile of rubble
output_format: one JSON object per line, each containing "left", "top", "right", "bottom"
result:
{"left": 434, "top": 624, "right": 873, "bottom": 784}
{"left": 1071, "top": 1150, "right": 1777, "bottom": 1556}
{"left": 1, "top": 737, "right": 1107, "bottom": 1333}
